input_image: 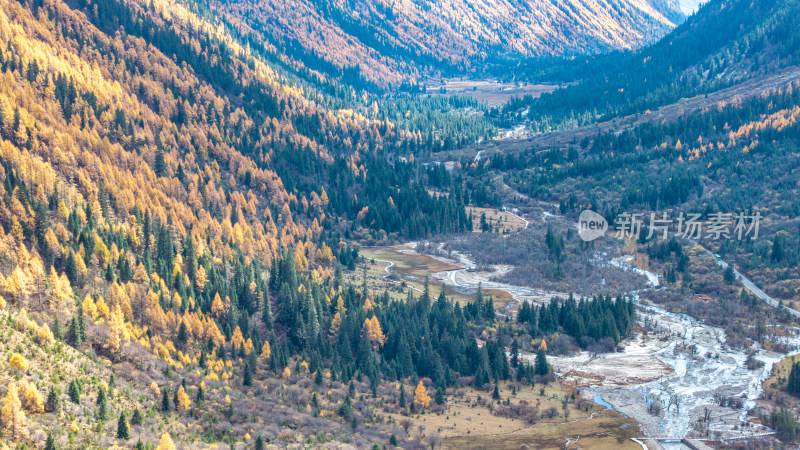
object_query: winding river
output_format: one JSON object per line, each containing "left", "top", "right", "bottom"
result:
{"left": 394, "top": 242, "right": 798, "bottom": 442}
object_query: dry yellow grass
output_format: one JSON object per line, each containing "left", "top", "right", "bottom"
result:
{"left": 443, "top": 416, "right": 640, "bottom": 450}
{"left": 424, "top": 80, "right": 558, "bottom": 106}
{"left": 358, "top": 247, "right": 514, "bottom": 309}
{"left": 764, "top": 354, "right": 798, "bottom": 397}
{"left": 386, "top": 382, "right": 639, "bottom": 449}
{"left": 467, "top": 207, "right": 528, "bottom": 233}
{"left": 757, "top": 354, "right": 800, "bottom": 428}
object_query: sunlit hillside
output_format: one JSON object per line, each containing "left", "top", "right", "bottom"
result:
{"left": 203, "top": 0, "right": 683, "bottom": 86}
{"left": 0, "top": 0, "right": 474, "bottom": 445}
{"left": 0, "top": 0, "right": 798, "bottom": 446}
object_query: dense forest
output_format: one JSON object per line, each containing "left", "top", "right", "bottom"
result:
{"left": 0, "top": 0, "right": 799, "bottom": 444}
{"left": 517, "top": 295, "right": 636, "bottom": 353}
{"left": 497, "top": 0, "right": 800, "bottom": 130}
{"left": 0, "top": 0, "right": 485, "bottom": 444}
{"left": 493, "top": 81, "right": 800, "bottom": 301}
{"left": 196, "top": 0, "right": 680, "bottom": 87}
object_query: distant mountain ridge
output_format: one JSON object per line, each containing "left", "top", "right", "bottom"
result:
{"left": 208, "top": 0, "right": 685, "bottom": 86}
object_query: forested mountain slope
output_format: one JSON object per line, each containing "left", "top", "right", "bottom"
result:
{"left": 456, "top": 0, "right": 800, "bottom": 347}
{"left": 202, "top": 0, "right": 684, "bottom": 87}
{"left": 509, "top": 0, "right": 800, "bottom": 128}
{"left": 0, "top": 0, "right": 492, "bottom": 445}
{"left": 0, "top": 0, "right": 790, "bottom": 444}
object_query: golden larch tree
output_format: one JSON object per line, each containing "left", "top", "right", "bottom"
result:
{"left": 48, "top": 267, "right": 72, "bottom": 311}
{"left": 231, "top": 326, "right": 245, "bottom": 349}
{"left": 329, "top": 296, "right": 346, "bottom": 337}
{"left": 210, "top": 293, "right": 225, "bottom": 318}
{"left": 1, "top": 381, "right": 26, "bottom": 438}
{"left": 195, "top": 265, "right": 208, "bottom": 292}
{"left": 329, "top": 311, "right": 343, "bottom": 338}
{"left": 414, "top": 381, "right": 431, "bottom": 409}
{"left": 19, "top": 380, "right": 44, "bottom": 413}
{"left": 259, "top": 341, "right": 271, "bottom": 362}
{"left": 9, "top": 354, "right": 29, "bottom": 371}
{"left": 363, "top": 316, "right": 386, "bottom": 349}
{"left": 37, "top": 323, "right": 55, "bottom": 347}
{"left": 156, "top": 432, "right": 177, "bottom": 450}
{"left": 106, "top": 304, "right": 128, "bottom": 353}
{"left": 176, "top": 386, "right": 191, "bottom": 411}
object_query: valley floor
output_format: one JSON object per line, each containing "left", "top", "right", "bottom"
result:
{"left": 363, "top": 235, "right": 796, "bottom": 446}
{"left": 434, "top": 65, "right": 800, "bottom": 162}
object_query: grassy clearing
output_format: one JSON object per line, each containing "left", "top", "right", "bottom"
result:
{"left": 386, "top": 381, "right": 638, "bottom": 449}
{"left": 356, "top": 246, "right": 514, "bottom": 309}
{"left": 423, "top": 79, "right": 557, "bottom": 106}
{"left": 758, "top": 354, "right": 800, "bottom": 431}
{"left": 467, "top": 207, "right": 528, "bottom": 233}
{"left": 763, "top": 354, "right": 800, "bottom": 404}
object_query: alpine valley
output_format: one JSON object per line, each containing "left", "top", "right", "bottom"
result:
{"left": 0, "top": 0, "right": 799, "bottom": 448}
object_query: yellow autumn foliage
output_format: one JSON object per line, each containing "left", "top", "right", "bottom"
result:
{"left": 37, "top": 323, "right": 55, "bottom": 347}
{"left": 414, "top": 381, "right": 431, "bottom": 409}
{"left": 9, "top": 354, "right": 29, "bottom": 371}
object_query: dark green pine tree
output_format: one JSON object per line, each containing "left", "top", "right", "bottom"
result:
{"left": 724, "top": 265, "right": 736, "bottom": 284}
{"left": 535, "top": 348, "right": 549, "bottom": 376}
{"left": 173, "top": 387, "right": 180, "bottom": 411}
{"left": 195, "top": 384, "right": 205, "bottom": 406}
{"left": 338, "top": 395, "right": 352, "bottom": 418}
{"left": 96, "top": 388, "right": 108, "bottom": 421}
{"left": 356, "top": 333, "right": 375, "bottom": 375}
{"left": 131, "top": 408, "right": 144, "bottom": 426}
{"left": 772, "top": 408, "right": 800, "bottom": 442}
{"left": 771, "top": 235, "right": 785, "bottom": 263}
{"left": 473, "top": 348, "right": 492, "bottom": 387}
{"left": 399, "top": 385, "right": 406, "bottom": 408}
{"left": 177, "top": 321, "right": 188, "bottom": 344}
{"left": 45, "top": 432, "right": 56, "bottom": 450}
{"left": 66, "top": 309, "right": 86, "bottom": 348}
{"left": 255, "top": 435, "right": 265, "bottom": 450}
{"left": 510, "top": 338, "right": 519, "bottom": 368}
{"left": 243, "top": 362, "right": 254, "bottom": 386}
{"left": 64, "top": 250, "right": 78, "bottom": 283}
{"left": 45, "top": 387, "right": 60, "bottom": 413}
{"left": 435, "top": 387, "right": 445, "bottom": 405}
{"left": 117, "top": 412, "right": 129, "bottom": 440}
{"left": 161, "top": 388, "right": 171, "bottom": 413}
{"left": 397, "top": 338, "right": 414, "bottom": 378}
{"left": 788, "top": 362, "right": 800, "bottom": 396}
{"left": 68, "top": 379, "right": 81, "bottom": 404}
{"left": 66, "top": 316, "right": 79, "bottom": 346}
{"left": 52, "top": 317, "right": 63, "bottom": 341}
{"left": 154, "top": 146, "right": 167, "bottom": 177}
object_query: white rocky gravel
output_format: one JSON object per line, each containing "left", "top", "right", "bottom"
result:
{"left": 598, "top": 302, "right": 797, "bottom": 440}
{"left": 393, "top": 241, "right": 798, "bottom": 440}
